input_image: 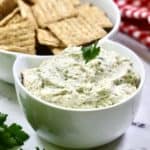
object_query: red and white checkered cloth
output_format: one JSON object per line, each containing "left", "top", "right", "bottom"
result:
{"left": 114, "top": 0, "right": 150, "bottom": 48}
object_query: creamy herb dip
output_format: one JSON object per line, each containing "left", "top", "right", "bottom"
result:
{"left": 22, "top": 47, "right": 140, "bottom": 109}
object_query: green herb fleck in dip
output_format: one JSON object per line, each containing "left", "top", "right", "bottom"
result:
{"left": 22, "top": 46, "right": 140, "bottom": 109}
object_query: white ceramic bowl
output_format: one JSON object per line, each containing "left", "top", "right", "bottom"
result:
{"left": 13, "top": 40, "right": 145, "bottom": 149}
{"left": 0, "top": 0, "right": 120, "bottom": 84}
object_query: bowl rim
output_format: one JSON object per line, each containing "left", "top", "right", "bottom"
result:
{"left": 0, "top": 0, "right": 120, "bottom": 57}
{"left": 13, "top": 39, "right": 145, "bottom": 112}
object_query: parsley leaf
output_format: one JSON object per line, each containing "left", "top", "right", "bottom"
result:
{"left": 81, "top": 43, "right": 101, "bottom": 63}
{"left": 8, "top": 123, "right": 29, "bottom": 145}
{"left": 0, "top": 112, "right": 29, "bottom": 149}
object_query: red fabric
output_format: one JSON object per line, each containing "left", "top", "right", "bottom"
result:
{"left": 114, "top": 0, "right": 150, "bottom": 48}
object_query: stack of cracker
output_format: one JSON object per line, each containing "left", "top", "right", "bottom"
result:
{"left": 0, "top": 0, "right": 36, "bottom": 54}
{"left": 0, "top": 0, "right": 113, "bottom": 55}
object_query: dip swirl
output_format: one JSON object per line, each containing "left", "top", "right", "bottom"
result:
{"left": 22, "top": 47, "right": 140, "bottom": 109}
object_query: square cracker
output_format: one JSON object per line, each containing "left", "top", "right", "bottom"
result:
{"left": 78, "top": 3, "right": 105, "bottom": 15}
{"left": 48, "top": 17, "right": 107, "bottom": 46}
{"left": 78, "top": 4, "right": 113, "bottom": 28}
{"left": 32, "top": 0, "right": 77, "bottom": 28}
{"left": 37, "top": 29, "right": 61, "bottom": 47}
{"left": 17, "top": 0, "right": 38, "bottom": 28}
{"left": 0, "top": 20, "right": 36, "bottom": 54}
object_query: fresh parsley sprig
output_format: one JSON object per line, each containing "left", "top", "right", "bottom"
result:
{"left": 0, "top": 113, "right": 29, "bottom": 150}
{"left": 81, "top": 43, "right": 101, "bottom": 63}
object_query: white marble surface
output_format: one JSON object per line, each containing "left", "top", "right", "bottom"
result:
{"left": 0, "top": 33, "right": 150, "bottom": 150}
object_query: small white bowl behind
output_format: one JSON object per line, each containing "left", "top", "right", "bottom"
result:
{"left": 0, "top": 0, "right": 120, "bottom": 84}
{"left": 13, "top": 40, "right": 145, "bottom": 149}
